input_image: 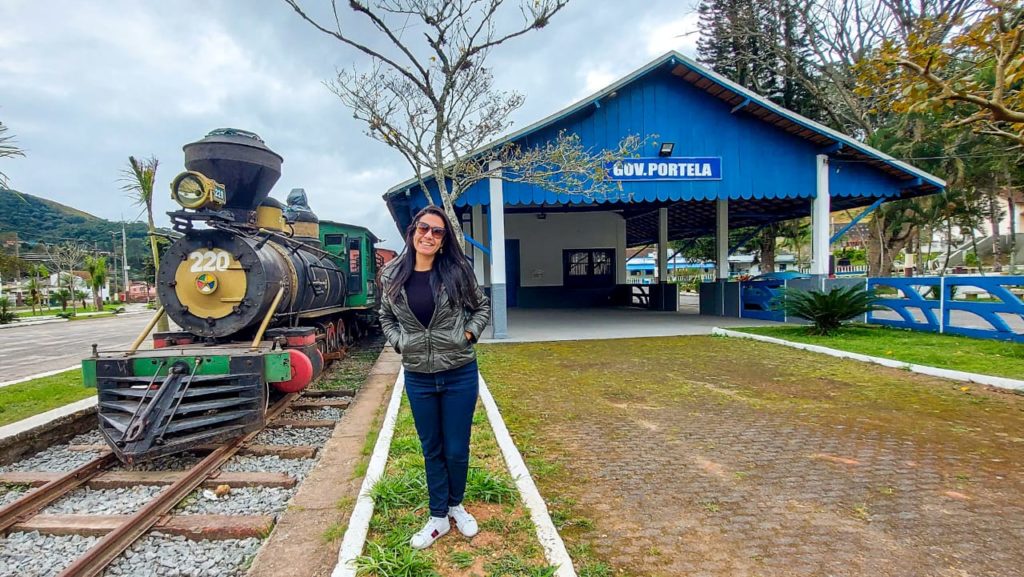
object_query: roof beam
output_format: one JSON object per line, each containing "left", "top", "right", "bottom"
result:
{"left": 730, "top": 98, "right": 750, "bottom": 113}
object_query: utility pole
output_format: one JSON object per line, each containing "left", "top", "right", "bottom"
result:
{"left": 122, "top": 223, "right": 130, "bottom": 300}
{"left": 109, "top": 232, "right": 120, "bottom": 302}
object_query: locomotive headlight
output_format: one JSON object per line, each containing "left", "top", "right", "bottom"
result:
{"left": 170, "top": 171, "right": 226, "bottom": 210}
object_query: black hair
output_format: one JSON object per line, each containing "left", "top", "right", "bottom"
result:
{"left": 385, "top": 205, "right": 481, "bottom": 310}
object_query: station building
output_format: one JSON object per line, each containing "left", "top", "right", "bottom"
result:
{"left": 382, "top": 51, "right": 944, "bottom": 338}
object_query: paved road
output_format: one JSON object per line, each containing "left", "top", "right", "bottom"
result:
{"left": 0, "top": 314, "right": 159, "bottom": 382}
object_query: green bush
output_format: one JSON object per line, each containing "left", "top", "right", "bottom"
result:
{"left": 0, "top": 297, "right": 15, "bottom": 324}
{"left": 776, "top": 285, "right": 879, "bottom": 336}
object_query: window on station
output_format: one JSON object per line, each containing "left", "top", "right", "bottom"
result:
{"left": 563, "top": 249, "right": 615, "bottom": 287}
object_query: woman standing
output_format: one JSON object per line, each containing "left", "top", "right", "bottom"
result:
{"left": 378, "top": 206, "right": 491, "bottom": 550}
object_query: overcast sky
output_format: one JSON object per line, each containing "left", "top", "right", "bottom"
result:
{"left": 0, "top": 0, "right": 699, "bottom": 249}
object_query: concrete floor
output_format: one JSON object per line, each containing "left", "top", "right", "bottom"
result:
{"left": 480, "top": 305, "right": 775, "bottom": 343}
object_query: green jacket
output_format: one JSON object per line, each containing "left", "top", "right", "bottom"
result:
{"left": 378, "top": 263, "right": 490, "bottom": 373}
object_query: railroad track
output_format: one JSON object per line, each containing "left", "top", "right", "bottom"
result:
{"left": 0, "top": 392, "right": 353, "bottom": 577}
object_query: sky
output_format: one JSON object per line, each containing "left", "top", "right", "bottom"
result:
{"left": 0, "top": 0, "right": 700, "bottom": 249}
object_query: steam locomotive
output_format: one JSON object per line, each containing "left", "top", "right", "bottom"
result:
{"left": 82, "top": 129, "right": 381, "bottom": 464}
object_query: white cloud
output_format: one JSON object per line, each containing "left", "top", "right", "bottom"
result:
{"left": 0, "top": 0, "right": 694, "bottom": 250}
{"left": 646, "top": 12, "right": 701, "bottom": 58}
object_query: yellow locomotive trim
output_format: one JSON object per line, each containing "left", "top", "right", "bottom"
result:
{"left": 256, "top": 205, "right": 286, "bottom": 231}
{"left": 174, "top": 249, "right": 247, "bottom": 319}
{"left": 291, "top": 221, "right": 320, "bottom": 238}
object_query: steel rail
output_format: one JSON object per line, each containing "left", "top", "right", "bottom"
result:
{"left": 57, "top": 393, "right": 298, "bottom": 577}
{"left": 0, "top": 451, "right": 118, "bottom": 533}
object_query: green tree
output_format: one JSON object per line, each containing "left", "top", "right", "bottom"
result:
{"left": 697, "top": 0, "right": 818, "bottom": 116}
{"left": 0, "top": 121, "right": 25, "bottom": 189}
{"left": 85, "top": 255, "right": 108, "bottom": 310}
{"left": 122, "top": 156, "right": 168, "bottom": 330}
{"left": 865, "top": 1, "right": 1024, "bottom": 147}
{"left": 53, "top": 288, "right": 70, "bottom": 312}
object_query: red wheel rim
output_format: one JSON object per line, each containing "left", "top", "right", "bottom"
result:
{"left": 273, "top": 349, "right": 314, "bottom": 393}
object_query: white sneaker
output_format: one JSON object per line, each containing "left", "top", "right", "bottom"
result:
{"left": 448, "top": 504, "right": 479, "bottom": 537}
{"left": 409, "top": 516, "right": 450, "bottom": 549}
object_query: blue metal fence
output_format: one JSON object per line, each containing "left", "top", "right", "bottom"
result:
{"left": 869, "top": 276, "right": 1024, "bottom": 343}
{"left": 734, "top": 275, "right": 1024, "bottom": 343}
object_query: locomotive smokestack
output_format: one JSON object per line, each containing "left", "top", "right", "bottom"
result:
{"left": 183, "top": 128, "right": 283, "bottom": 210}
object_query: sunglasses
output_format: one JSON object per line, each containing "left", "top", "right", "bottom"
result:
{"left": 414, "top": 221, "right": 446, "bottom": 239}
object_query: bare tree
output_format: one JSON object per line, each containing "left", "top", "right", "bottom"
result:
{"left": 0, "top": 121, "right": 25, "bottom": 189}
{"left": 284, "top": 0, "right": 646, "bottom": 238}
{"left": 44, "top": 242, "right": 90, "bottom": 315}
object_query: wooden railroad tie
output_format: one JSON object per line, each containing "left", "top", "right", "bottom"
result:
{"left": 12, "top": 514, "right": 274, "bottom": 540}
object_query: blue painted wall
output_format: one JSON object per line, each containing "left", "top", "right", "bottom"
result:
{"left": 403, "top": 66, "right": 909, "bottom": 213}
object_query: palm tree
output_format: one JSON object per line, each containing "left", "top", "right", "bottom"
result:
{"left": 778, "top": 218, "right": 811, "bottom": 270}
{"left": 0, "top": 121, "right": 25, "bottom": 189}
{"left": 85, "top": 256, "right": 108, "bottom": 311}
{"left": 122, "top": 156, "right": 169, "bottom": 331}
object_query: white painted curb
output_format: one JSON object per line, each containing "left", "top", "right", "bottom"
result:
{"left": 0, "top": 396, "right": 97, "bottom": 441}
{"left": 332, "top": 368, "right": 406, "bottom": 577}
{"left": 479, "top": 376, "right": 577, "bottom": 577}
{"left": 713, "top": 327, "right": 1024, "bottom": 392}
{"left": 0, "top": 365, "right": 81, "bottom": 389}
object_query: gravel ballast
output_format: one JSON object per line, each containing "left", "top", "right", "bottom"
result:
{"left": 251, "top": 426, "right": 332, "bottom": 446}
{"left": 0, "top": 486, "right": 28, "bottom": 507}
{"left": 0, "top": 532, "right": 99, "bottom": 577}
{"left": 0, "top": 446, "right": 103, "bottom": 473}
{"left": 177, "top": 486, "right": 296, "bottom": 516}
{"left": 222, "top": 455, "right": 314, "bottom": 482}
{"left": 286, "top": 407, "right": 343, "bottom": 421}
{"left": 110, "top": 452, "right": 202, "bottom": 473}
{"left": 103, "top": 532, "right": 261, "bottom": 577}
{"left": 43, "top": 486, "right": 164, "bottom": 515}
{"left": 68, "top": 430, "right": 105, "bottom": 445}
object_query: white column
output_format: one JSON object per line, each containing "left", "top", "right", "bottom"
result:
{"left": 488, "top": 161, "right": 508, "bottom": 338}
{"left": 657, "top": 207, "right": 669, "bottom": 283}
{"left": 471, "top": 204, "right": 485, "bottom": 285}
{"left": 811, "top": 154, "right": 831, "bottom": 276}
{"left": 716, "top": 199, "right": 729, "bottom": 280}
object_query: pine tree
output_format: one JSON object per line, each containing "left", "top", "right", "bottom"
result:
{"left": 697, "top": 0, "right": 819, "bottom": 119}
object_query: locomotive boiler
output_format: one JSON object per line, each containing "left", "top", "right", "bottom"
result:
{"left": 82, "top": 129, "right": 381, "bottom": 464}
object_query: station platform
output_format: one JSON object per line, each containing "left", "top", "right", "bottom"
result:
{"left": 480, "top": 303, "right": 775, "bottom": 343}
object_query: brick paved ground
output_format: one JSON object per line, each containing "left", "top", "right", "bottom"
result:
{"left": 478, "top": 337, "right": 1024, "bottom": 577}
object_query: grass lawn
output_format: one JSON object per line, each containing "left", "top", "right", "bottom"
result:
{"left": 353, "top": 397, "right": 555, "bottom": 577}
{"left": 735, "top": 324, "right": 1024, "bottom": 380}
{"left": 0, "top": 369, "right": 93, "bottom": 427}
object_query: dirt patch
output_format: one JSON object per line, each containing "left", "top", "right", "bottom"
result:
{"left": 479, "top": 336, "right": 1024, "bottom": 577}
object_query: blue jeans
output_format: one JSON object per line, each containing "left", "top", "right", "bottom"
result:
{"left": 404, "top": 359, "right": 479, "bottom": 517}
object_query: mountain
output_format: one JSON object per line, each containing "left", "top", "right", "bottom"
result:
{"left": 0, "top": 188, "right": 160, "bottom": 276}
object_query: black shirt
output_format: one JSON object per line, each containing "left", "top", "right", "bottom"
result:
{"left": 405, "top": 270, "right": 436, "bottom": 328}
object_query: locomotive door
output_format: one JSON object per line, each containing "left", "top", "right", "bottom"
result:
{"left": 347, "top": 237, "right": 362, "bottom": 294}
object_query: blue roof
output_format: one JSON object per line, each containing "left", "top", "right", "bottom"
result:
{"left": 384, "top": 52, "right": 945, "bottom": 242}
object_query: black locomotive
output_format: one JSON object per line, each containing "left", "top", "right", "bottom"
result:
{"left": 82, "top": 129, "right": 381, "bottom": 463}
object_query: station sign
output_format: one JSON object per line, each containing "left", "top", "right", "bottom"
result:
{"left": 605, "top": 157, "right": 722, "bottom": 181}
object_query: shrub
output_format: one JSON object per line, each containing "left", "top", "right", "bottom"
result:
{"left": 776, "top": 285, "right": 878, "bottom": 336}
{"left": 0, "top": 297, "right": 15, "bottom": 324}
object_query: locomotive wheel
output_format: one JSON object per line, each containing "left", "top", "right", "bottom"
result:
{"left": 273, "top": 349, "right": 314, "bottom": 393}
{"left": 336, "top": 319, "right": 347, "bottom": 347}
{"left": 326, "top": 324, "right": 337, "bottom": 352}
